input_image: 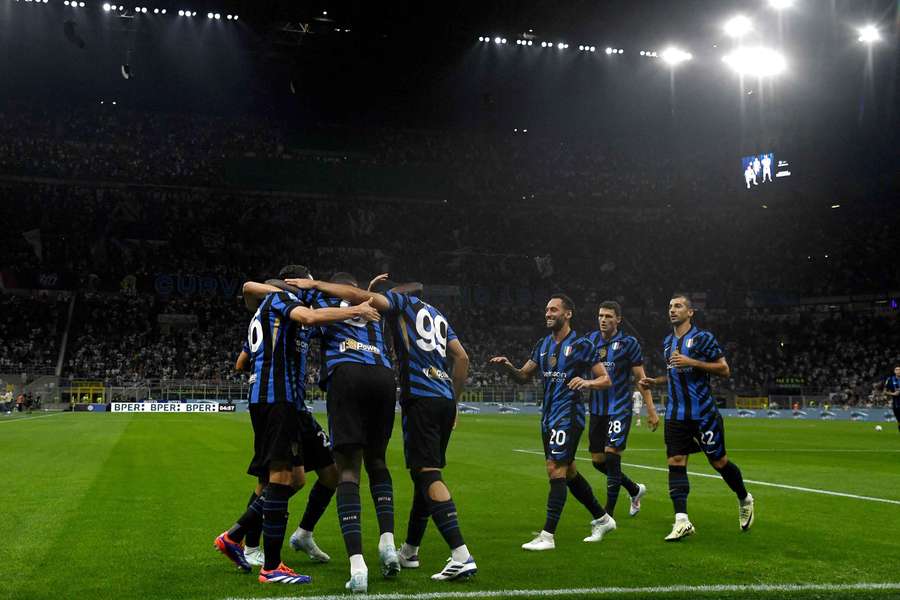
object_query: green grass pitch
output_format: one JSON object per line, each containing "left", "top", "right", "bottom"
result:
{"left": 3, "top": 411, "right": 900, "bottom": 600}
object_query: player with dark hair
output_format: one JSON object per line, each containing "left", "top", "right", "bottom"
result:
{"left": 639, "top": 295, "right": 754, "bottom": 541}
{"left": 886, "top": 365, "right": 900, "bottom": 433}
{"left": 258, "top": 270, "right": 400, "bottom": 593}
{"left": 490, "top": 294, "right": 614, "bottom": 551}
{"left": 230, "top": 268, "right": 345, "bottom": 568}
{"left": 284, "top": 273, "right": 477, "bottom": 581}
{"left": 214, "top": 267, "right": 380, "bottom": 585}
{"left": 584, "top": 300, "right": 659, "bottom": 523}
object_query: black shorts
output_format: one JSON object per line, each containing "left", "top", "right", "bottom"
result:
{"left": 664, "top": 412, "right": 727, "bottom": 461}
{"left": 325, "top": 363, "right": 396, "bottom": 451}
{"left": 247, "top": 402, "right": 301, "bottom": 477}
{"left": 402, "top": 396, "right": 456, "bottom": 469}
{"left": 541, "top": 421, "right": 584, "bottom": 463}
{"left": 588, "top": 413, "right": 633, "bottom": 452}
{"left": 298, "top": 411, "right": 335, "bottom": 473}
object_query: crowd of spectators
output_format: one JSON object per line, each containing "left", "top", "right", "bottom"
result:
{"left": 0, "top": 106, "right": 896, "bottom": 400}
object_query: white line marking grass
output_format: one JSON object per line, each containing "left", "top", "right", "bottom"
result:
{"left": 0, "top": 411, "right": 70, "bottom": 424}
{"left": 618, "top": 448, "right": 900, "bottom": 453}
{"left": 513, "top": 449, "right": 900, "bottom": 506}
{"left": 224, "top": 581, "right": 900, "bottom": 600}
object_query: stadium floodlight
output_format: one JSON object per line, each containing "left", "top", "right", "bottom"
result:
{"left": 857, "top": 25, "right": 881, "bottom": 44}
{"left": 207, "top": 12, "right": 213, "bottom": 18}
{"left": 661, "top": 47, "right": 693, "bottom": 66}
{"left": 589, "top": 46, "right": 595, "bottom": 52}
{"left": 723, "top": 47, "right": 787, "bottom": 77}
{"left": 160, "top": 9, "right": 165, "bottom": 14}
{"left": 501, "top": 38, "right": 507, "bottom": 44}
{"left": 578, "top": 45, "right": 584, "bottom": 51}
{"left": 153, "top": 8, "right": 159, "bottom": 13}
{"left": 214, "top": 13, "right": 220, "bottom": 19}
{"left": 557, "top": 42, "right": 564, "bottom": 49}
{"left": 605, "top": 47, "right": 613, "bottom": 54}
{"left": 102, "top": 3, "right": 111, "bottom": 10}
{"left": 178, "top": 9, "right": 184, "bottom": 15}
{"left": 724, "top": 15, "right": 753, "bottom": 38}
{"left": 768, "top": 0, "right": 793, "bottom": 8}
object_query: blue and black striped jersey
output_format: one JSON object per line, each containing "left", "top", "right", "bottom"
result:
{"left": 584, "top": 330, "right": 642, "bottom": 417}
{"left": 384, "top": 291, "right": 458, "bottom": 401}
{"left": 530, "top": 330, "right": 597, "bottom": 431}
{"left": 310, "top": 291, "right": 392, "bottom": 388}
{"left": 663, "top": 326, "right": 724, "bottom": 420}
{"left": 246, "top": 291, "right": 307, "bottom": 406}
{"left": 886, "top": 375, "right": 900, "bottom": 406}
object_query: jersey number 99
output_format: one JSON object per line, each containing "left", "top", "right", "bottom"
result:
{"left": 415, "top": 308, "right": 448, "bottom": 357}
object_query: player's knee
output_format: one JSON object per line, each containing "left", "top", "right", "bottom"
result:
{"left": 667, "top": 455, "right": 687, "bottom": 467}
{"left": 710, "top": 455, "right": 729, "bottom": 470}
{"left": 414, "top": 469, "right": 448, "bottom": 501}
{"left": 268, "top": 464, "right": 294, "bottom": 486}
{"left": 316, "top": 464, "right": 339, "bottom": 489}
{"left": 604, "top": 447, "right": 622, "bottom": 456}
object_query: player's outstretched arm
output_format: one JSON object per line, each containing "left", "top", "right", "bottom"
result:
{"left": 235, "top": 350, "right": 250, "bottom": 372}
{"left": 284, "top": 278, "right": 391, "bottom": 312}
{"left": 568, "top": 361, "right": 612, "bottom": 391}
{"left": 489, "top": 356, "right": 537, "bottom": 384}
{"left": 632, "top": 365, "right": 660, "bottom": 431}
{"left": 638, "top": 374, "right": 667, "bottom": 388}
{"left": 241, "top": 281, "right": 281, "bottom": 312}
{"left": 288, "top": 299, "right": 380, "bottom": 327}
{"left": 447, "top": 339, "right": 470, "bottom": 401}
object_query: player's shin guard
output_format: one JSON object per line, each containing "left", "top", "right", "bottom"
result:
{"left": 566, "top": 473, "right": 606, "bottom": 520}
{"left": 417, "top": 471, "right": 466, "bottom": 552}
{"left": 544, "top": 477, "right": 568, "bottom": 534}
{"left": 668, "top": 465, "right": 689, "bottom": 514}
{"left": 298, "top": 481, "right": 335, "bottom": 532}
{"left": 405, "top": 483, "right": 430, "bottom": 548}
{"left": 714, "top": 461, "right": 748, "bottom": 501}
{"left": 368, "top": 468, "right": 395, "bottom": 536}
{"left": 227, "top": 491, "right": 266, "bottom": 544}
{"left": 604, "top": 452, "right": 623, "bottom": 517}
{"left": 245, "top": 491, "right": 262, "bottom": 548}
{"left": 261, "top": 483, "right": 293, "bottom": 570}
{"left": 336, "top": 481, "right": 363, "bottom": 557}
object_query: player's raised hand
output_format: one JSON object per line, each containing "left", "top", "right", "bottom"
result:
{"left": 352, "top": 298, "right": 380, "bottom": 322}
{"left": 489, "top": 356, "right": 512, "bottom": 369}
{"left": 567, "top": 376, "right": 589, "bottom": 390}
{"left": 284, "top": 277, "right": 316, "bottom": 289}
{"left": 368, "top": 273, "right": 390, "bottom": 291}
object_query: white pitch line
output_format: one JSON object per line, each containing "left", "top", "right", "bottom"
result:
{"left": 606, "top": 448, "right": 900, "bottom": 453}
{"left": 513, "top": 449, "right": 900, "bottom": 506}
{"left": 223, "top": 581, "right": 900, "bottom": 600}
{"left": 0, "top": 411, "right": 70, "bottom": 424}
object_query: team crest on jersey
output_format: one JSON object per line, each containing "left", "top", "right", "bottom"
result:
{"left": 598, "top": 347, "right": 608, "bottom": 360}
{"left": 549, "top": 355, "right": 557, "bottom": 367}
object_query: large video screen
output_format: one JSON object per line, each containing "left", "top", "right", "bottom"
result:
{"left": 741, "top": 152, "right": 790, "bottom": 190}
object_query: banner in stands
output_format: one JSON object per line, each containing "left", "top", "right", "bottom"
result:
{"left": 111, "top": 402, "right": 220, "bottom": 413}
